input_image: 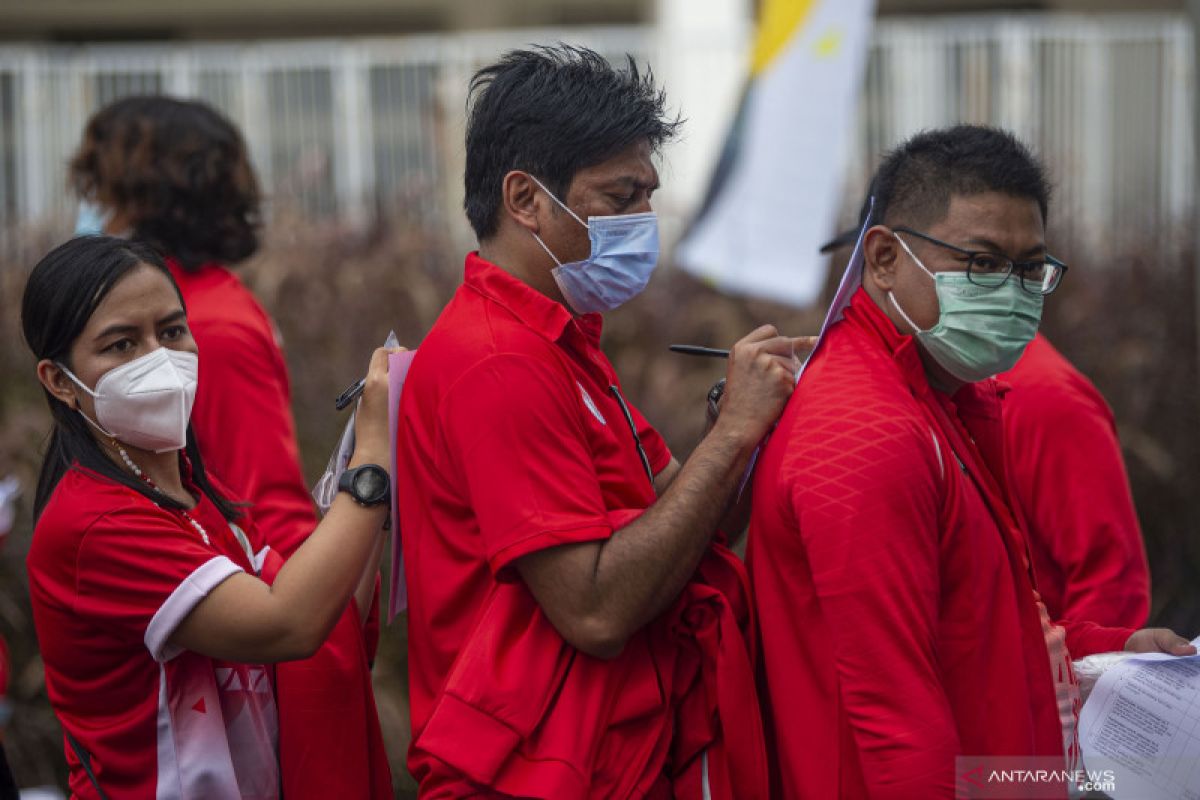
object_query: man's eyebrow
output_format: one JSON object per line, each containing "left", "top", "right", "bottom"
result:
{"left": 962, "top": 237, "right": 1046, "bottom": 258}
{"left": 603, "top": 175, "right": 660, "bottom": 192}
{"left": 158, "top": 309, "right": 187, "bottom": 326}
{"left": 93, "top": 323, "right": 138, "bottom": 342}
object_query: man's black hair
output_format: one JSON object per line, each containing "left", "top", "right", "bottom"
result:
{"left": 872, "top": 124, "right": 1049, "bottom": 229}
{"left": 463, "top": 44, "right": 681, "bottom": 240}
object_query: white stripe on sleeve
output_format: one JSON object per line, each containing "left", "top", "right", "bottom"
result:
{"left": 144, "top": 555, "right": 243, "bottom": 662}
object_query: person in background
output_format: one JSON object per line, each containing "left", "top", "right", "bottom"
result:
{"left": 999, "top": 333, "right": 1151, "bottom": 627}
{"left": 22, "top": 235, "right": 394, "bottom": 797}
{"left": 752, "top": 125, "right": 1192, "bottom": 798}
{"left": 823, "top": 204, "right": 1151, "bottom": 630}
{"left": 68, "top": 97, "right": 390, "bottom": 798}
{"left": 0, "top": 478, "right": 12, "bottom": 798}
{"left": 397, "top": 45, "right": 806, "bottom": 798}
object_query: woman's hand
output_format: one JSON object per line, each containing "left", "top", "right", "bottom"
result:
{"left": 352, "top": 346, "right": 405, "bottom": 466}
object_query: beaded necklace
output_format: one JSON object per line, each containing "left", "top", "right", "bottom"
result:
{"left": 116, "top": 445, "right": 211, "bottom": 546}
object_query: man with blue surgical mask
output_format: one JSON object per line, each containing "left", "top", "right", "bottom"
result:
{"left": 749, "top": 124, "right": 1194, "bottom": 799}
{"left": 395, "top": 45, "right": 807, "bottom": 798}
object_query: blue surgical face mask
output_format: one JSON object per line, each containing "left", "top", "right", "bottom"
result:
{"left": 75, "top": 200, "right": 112, "bottom": 236}
{"left": 527, "top": 176, "right": 660, "bottom": 314}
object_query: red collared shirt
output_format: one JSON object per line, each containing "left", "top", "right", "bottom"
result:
{"left": 398, "top": 253, "right": 679, "bottom": 794}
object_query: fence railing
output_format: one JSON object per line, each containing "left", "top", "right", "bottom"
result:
{"left": 0, "top": 13, "right": 1192, "bottom": 260}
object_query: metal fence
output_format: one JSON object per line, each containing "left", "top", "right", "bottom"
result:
{"left": 0, "top": 13, "right": 1192, "bottom": 259}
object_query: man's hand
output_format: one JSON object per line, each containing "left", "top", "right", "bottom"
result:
{"left": 715, "top": 327, "right": 814, "bottom": 447}
{"left": 1125, "top": 628, "right": 1197, "bottom": 656}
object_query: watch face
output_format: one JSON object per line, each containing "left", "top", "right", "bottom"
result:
{"left": 352, "top": 467, "right": 388, "bottom": 503}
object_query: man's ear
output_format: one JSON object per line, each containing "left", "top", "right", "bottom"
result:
{"left": 37, "top": 360, "right": 79, "bottom": 409}
{"left": 500, "top": 170, "right": 543, "bottom": 234}
{"left": 862, "top": 225, "right": 900, "bottom": 292}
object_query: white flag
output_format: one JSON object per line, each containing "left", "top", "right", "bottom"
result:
{"left": 677, "top": 0, "right": 875, "bottom": 307}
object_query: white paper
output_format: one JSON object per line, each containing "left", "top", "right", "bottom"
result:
{"left": 311, "top": 332, "right": 399, "bottom": 515}
{"left": 1078, "top": 637, "right": 1200, "bottom": 799}
{"left": 0, "top": 475, "right": 19, "bottom": 539}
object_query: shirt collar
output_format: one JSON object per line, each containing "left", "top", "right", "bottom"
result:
{"left": 463, "top": 252, "right": 603, "bottom": 345}
{"left": 842, "top": 286, "right": 1004, "bottom": 415}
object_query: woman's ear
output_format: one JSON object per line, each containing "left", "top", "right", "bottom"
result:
{"left": 862, "top": 225, "right": 900, "bottom": 292}
{"left": 500, "top": 170, "right": 543, "bottom": 234}
{"left": 37, "top": 360, "right": 80, "bottom": 409}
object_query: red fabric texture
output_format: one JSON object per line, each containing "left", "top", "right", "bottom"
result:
{"left": 166, "top": 259, "right": 389, "bottom": 797}
{"left": 396, "top": 253, "right": 767, "bottom": 798}
{"left": 28, "top": 466, "right": 264, "bottom": 797}
{"left": 998, "top": 333, "right": 1150, "bottom": 627}
{"left": 748, "top": 289, "right": 1131, "bottom": 800}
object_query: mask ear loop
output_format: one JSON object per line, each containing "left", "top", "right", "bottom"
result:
{"left": 530, "top": 231, "right": 565, "bottom": 268}
{"left": 527, "top": 175, "right": 589, "bottom": 229}
{"left": 888, "top": 233, "right": 937, "bottom": 335}
{"left": 54, "top": 362, "right": 121, "bottom": 444}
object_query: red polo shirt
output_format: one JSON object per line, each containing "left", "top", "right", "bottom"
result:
{"left": 165, "top": 258, "right": 389, "bottom": 799}
{"left": 999, "top": 334, "right": 1150, "bottom": 627}
{"left": 748, "top": 290, "right": 1132, "bottom": 799}
{"left": 397, "top": 253, "right": 768, "bottom": 798}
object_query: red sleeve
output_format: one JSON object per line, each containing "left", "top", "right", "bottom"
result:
{"left": 190, "top": 321, "right": 317, "bottom": 558}
{"left": 1004, "top": 368, "right": 1150, "bottom": 628}
{"left": 1059, "top": 618, "right": 1135, "bottom": 659}
{"left": 626, "top": 398, "right": 672, "bottom": 475}
{"left": 783, "top": 416, "right": 958, "bottom": 798}
{"left": 438, "top": 354, "right": 613, "bottom": 575}
{"left": 75, "top": 506, "right": 244, "bottom": 661}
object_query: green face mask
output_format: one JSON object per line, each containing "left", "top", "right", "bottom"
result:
{"left": 889, "top": 234, "right": 1043, "bottom": 383}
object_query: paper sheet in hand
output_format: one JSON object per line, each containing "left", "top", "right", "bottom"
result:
{"left": 1079, "top": 636, "right": 1200, "bottom": 799}
{"left": 386, "top": 347, "right": 416, "bottom": 620}
{"left": 0, "top": 475, "right": 19, "bottom": 539}
{"left": 311, "top": 332, "right": 402, "bottom": 515}
{"left": 733, "top": 202, "right": 875, "bottom": 496}
{"left": 797, "top": 198, "right": 874, "bottom": 385}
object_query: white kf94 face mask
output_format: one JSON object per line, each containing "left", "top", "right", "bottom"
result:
{"left": 59, "top": 347, "right": 199, "bottom": 453}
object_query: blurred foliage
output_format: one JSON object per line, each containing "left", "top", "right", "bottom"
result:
{"left": 0, "top": 213, "right": 1197, "bottom": 794}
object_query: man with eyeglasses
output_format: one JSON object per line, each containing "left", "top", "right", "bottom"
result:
{"left": 819, "top": 196, "right": 1152, "bottom": 635}
{"left": 747, "top": 124, "right": 1193, "bottom": 798}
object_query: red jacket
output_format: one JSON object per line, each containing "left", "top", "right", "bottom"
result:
{"left": 166, "top": 259, "right": 390, "bottom": 799}
{"left": 748, "top": 290, "right": 1132, "bottom": 799}
{"left": 998, "top": 333, "right": 1150, "bottom": 627}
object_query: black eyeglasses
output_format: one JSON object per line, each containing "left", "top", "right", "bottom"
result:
{"left": 893, "top": 226, "right": 1068, "bottom": 296}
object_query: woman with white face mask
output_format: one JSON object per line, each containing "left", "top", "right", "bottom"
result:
{"left": 21, "top": 236, "right": 397, "bottom": 799}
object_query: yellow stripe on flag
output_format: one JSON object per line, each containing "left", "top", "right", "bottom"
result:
{"left": 751, "top": 0, "right": 819, "bottom": 76}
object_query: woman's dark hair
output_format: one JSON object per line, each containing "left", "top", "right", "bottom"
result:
{"left": 464, "top": 44, "right": 681, "bottom": 240}
{"left": 22, "top": 235, "right": 242, "bottom": 522}
{"left": 68, "top": 96, "right": 261, "bottom": 271}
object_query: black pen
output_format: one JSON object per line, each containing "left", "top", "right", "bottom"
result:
{"left": 669, "top": 344, "right": 730, "bottom": 358}
{"left": 334, "top": 377, "right": 366, "bottom": 411}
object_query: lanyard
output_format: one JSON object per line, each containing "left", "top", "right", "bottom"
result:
{"left": 608, "top": 384, "right": 655, "bottom": 490}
